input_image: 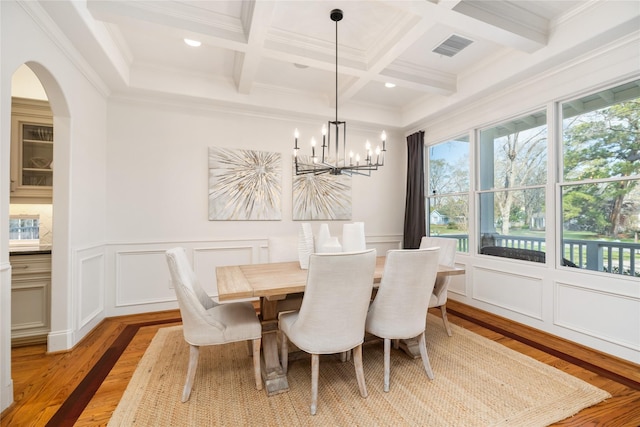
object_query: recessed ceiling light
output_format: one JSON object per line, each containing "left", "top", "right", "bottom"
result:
{"left": 184, "top": 38, "right": 202, "bottom": 47}
{"left": 385, "top": 82, "right": 396, "bottom": 88}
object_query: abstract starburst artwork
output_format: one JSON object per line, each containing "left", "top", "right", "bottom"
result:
{"left": 293, "top": 156, "right": 352, "bottom": 220}
{"left": 208, "top": 147, "right": 282, "bottom": 220}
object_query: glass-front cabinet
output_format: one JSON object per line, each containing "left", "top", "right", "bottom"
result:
{"left": 11, "top": 97, "right": 53, "bottom": 202}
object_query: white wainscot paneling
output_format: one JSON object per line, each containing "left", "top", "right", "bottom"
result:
{"left": 448, "top": 262, "right": 467, "bottom": 297}
{"left": 193, "top": 245, "right": 254, "bottom": 298}
{"left": 366, "top": 236, "right": 403, "bottom": 254}
{"left": 116, "top": 249, "right": 175, "bottom": 307}
{"left": 78, "top": 253, "right": 104, "bottom": 329}
{"left": 473, "top": 266, "right": 543, "bottom": 320}
{"left": 555, "top": 282, "right": 640, "bottom": 352}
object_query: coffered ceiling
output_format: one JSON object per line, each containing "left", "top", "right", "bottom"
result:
{"left": 30, "top": 0, "right": 637, "bottom": 128}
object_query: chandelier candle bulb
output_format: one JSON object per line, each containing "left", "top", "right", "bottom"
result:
{"left": 364, "top": 140, "right": 370, "bottom": 164}
{"left": 321, "top": 125, "right": 327, "bottom": 162}
{"left": 381, "top": 131, "right": 386, "bottom": 165}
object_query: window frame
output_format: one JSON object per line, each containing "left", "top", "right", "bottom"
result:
{"left": 424, "top": 134, "right": 471, "bottom": 252}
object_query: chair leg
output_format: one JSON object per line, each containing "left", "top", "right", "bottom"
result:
{"left": 182, "top": 345, "right": 199, "bottom": 402}
{"left": 252, "top": 338, "right": 263, "bottom": 390}
{"left": 280, "top": 332, "right": 289, "bottom": 374}
{"left": 383, "top": 338, "right": 391, "bottom": 392}
{"left": 440, "top": 305, "right": 453, "bottom": 337}
{"left": 353, "top": 344, "right": 368, "bottom": 398}
{"left": 418, "top": 332, "right": 435, "bottom": 380}
{"left": 311, "top": 354, "right": 319, "bottom": 415}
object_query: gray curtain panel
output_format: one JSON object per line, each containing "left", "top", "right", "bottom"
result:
{"left": 403, "top": 131, "right": 426, "bottom": 249}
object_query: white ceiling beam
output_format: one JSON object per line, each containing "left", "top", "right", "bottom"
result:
{"left": 388, "top": 0, "right": 547, "bottom": 53}
{"left": 449, "top": 0, "right": 548, "bottom": 52}
{"left": 87, "top": 0, "right": 248, "bottom": 50}
{"left": 234, "top": 1, "right": 276, "bottom": 94}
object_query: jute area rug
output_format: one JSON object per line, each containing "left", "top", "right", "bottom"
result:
{"left": 109, "top": 317, "right": 609, "bottom": 426}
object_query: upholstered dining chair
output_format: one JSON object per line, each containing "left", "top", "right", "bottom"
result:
{"left": 267, "top": 235, "right": 299, "bottom": 263}
{"left": 165, "top": 247, "right": 262, "bottom": 402}
{"left": 279, "top": 249, "right": 377, "bottom": 415}
{"left": 365, "top": 248, "right": 440, "bottom": 392}
{"left": 420, "top": 236, "right": 457, "bottom": 336}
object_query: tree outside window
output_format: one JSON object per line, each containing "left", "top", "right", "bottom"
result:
{"left": 426, "top": 136, "right": 469, "bottom": 252}
{"left": 478, "top": 111, "right": 548, "bottom": 258}
{"left": 561, "top": 80, "right": 640, "bottom": 276}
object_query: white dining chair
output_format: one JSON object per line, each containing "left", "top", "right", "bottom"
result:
{"left": 279, "top": 249, "right": 377, "bottom": 415}
{"left": 267, "top": 235, "right": 299, "bottom": 263}
{"left": 166, "top": 247, "right": 263, "bottom": 402}
{"left": 365, "top": 248, "right": 440, "bottom": 392}
{"left": 420, "top": 236, "right": 457, "bottom": 336}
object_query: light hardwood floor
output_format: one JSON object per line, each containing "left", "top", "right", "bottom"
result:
{"left": 2, "top": 301, "right": 639, "bottom": 426}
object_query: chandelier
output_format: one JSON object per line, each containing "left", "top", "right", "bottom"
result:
{"left": 294, "top": 9, "right": 387, "bottom": 176}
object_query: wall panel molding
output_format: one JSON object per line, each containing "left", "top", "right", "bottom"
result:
{"left": 472, "top": 265, "right": 544, "bottom": 320}
{"left": 114, "top": 248, "right": 175, "bottom": 307}
{"left": 108, "top": 234, "right": 403, "bottom": 309}
{"left": 193, "top": 245, "right": 255, "bottom": 298}
{"left": 448, "top": 261, "right": 468, "bottom": 298}
{"left": 76, "top": 252, "right": 105, "bottom": 330}
{"left": 555, "top": 281, "right": 640, "bottom": 352}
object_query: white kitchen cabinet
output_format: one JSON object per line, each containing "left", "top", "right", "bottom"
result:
{"left": 10, "top": 97, "right": 53, "bottom": 203}
{"left": 10, "top": 253, "right": 51, "bottom": 346}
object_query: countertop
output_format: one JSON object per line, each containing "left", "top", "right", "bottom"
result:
{"left": 9, "top": 244, "right": 52, "bottom": 256}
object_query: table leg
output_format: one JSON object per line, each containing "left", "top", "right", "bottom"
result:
{"left": 398, "top": 338, "right": 421, "bottom": 359}
{"left": 260, "top": 297, "right": 289, "bottom": 395}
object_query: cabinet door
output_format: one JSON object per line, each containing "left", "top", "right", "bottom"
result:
{"left": 21, "top": 123, "right": 54, "bottom": 186}
{"left": 10, "top": 98, "right": 53, "bottom": 202}
{"left": 11, "top": 275, "right": 51, "bottom": 346}
{"left": 10, "top": 254, "right": 51, "bottom": 346}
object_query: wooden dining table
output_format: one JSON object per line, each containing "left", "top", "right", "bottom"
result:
{"left": 216, "top": 255, "right": 464, "bottom": 396}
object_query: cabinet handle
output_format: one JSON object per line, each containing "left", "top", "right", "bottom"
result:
{"left": 13, "top": 265, "right": 29, "bottom": 269}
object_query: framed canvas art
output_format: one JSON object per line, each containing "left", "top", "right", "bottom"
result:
{"left": 293, "top": 156, "right": 352, "bottom": 220}
{"left": 208, "top": 147, "right": 282, "bottom": 220}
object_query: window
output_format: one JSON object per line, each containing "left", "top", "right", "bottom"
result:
{"left": 561, "top": 80, "right": 640, "bottom": 276}
{"left": 426, "top": 135, "right": 470, "bottom": 252}
{"left": 422, "top": 78, "right": 639, "bottom": 276}
{"left": 9, "top": 215, "right": 40, "bottom": 244}
{"left": 478, "top": 111, "right": 548, "bottom": 260}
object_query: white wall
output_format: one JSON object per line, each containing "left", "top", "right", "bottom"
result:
{"left": 103, "top": 97, "right": 407, "bottom": 316}
{"left": 106, "top": 98, "right": 405, "bottom": 241}
{"left": 420, "top": 34, "right": 640, "bottom": 364}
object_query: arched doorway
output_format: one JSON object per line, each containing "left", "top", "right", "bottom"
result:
{"left": 9, "top": 65, "right": 53, "bottom": 347}
{"left": 2, "top": 61, "right": 71, "bottom": 410}
{"left": 5, "top": 61, "right": 71, "bottom": 354}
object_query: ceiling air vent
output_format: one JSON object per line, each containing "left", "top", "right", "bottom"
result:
{"left": 432, "top": 34, "right": 473, "bottom": 57}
